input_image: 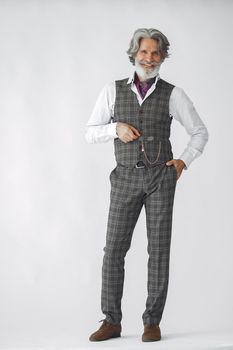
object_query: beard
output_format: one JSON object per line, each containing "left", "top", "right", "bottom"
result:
{"left": 135, "top": 59, "right": 162, "bottom": 82}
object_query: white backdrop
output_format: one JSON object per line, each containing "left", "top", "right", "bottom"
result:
{"left": 0, "top": 0, "right": 232, "bottom": 349}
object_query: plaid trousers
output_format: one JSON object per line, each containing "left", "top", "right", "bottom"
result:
{"left": 101, "top": 161, "right": 177, "bottom": 326}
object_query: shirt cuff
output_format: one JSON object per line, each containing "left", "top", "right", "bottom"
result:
{"left": 178, "top": 152, "right": 192, "bottom": 170}
{"left": 179, "top": 146, "right": 203, "bottom": 170}
{"left": 108, "top": 122, "right": 118, "bottom": 138}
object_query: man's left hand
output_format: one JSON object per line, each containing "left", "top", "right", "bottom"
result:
{"left": 166, "top": 159, "right": 186, "bottom": 180}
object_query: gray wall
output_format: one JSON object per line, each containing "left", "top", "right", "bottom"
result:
{"left": 0, "top": 0, "right": 232, "bottom": 348}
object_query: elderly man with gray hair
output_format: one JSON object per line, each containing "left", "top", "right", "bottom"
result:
{"left": 85, "top": 28, "right": 208, "bottom": 342}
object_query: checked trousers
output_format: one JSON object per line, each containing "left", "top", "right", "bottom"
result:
{"left": 101, "top": 161, "right": 177, "bottom": 326}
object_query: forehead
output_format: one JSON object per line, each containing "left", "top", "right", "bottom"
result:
{"left": 139, "top": 38, "right": 159, "bottom": 50}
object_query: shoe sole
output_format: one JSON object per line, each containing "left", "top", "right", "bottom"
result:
{"left": 89, "top": 334, "right": 121, "bottom": 342}
{"left": 142, "top": 336, "right": 161, "bottom": 342}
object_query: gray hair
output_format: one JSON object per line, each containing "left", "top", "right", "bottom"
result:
{"left": 126, "top": 28, "right": 170, "bottom": 65}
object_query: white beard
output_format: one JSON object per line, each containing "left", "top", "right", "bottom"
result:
{"left": 135, "top": 59, "right": 161, "bottom": 82}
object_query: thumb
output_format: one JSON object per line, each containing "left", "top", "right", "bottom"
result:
{"left": 166, "top": 160, "right": 174, "bottom": 166}
{"left": 130, "top": 126, "right": 141, "bottom": 136}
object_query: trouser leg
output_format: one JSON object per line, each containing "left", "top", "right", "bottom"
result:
{"left": 101, "top": 166, "right": 144, "bottom": 324}
{"left": 142, "top": 164, "right": 177, "bottom": 326}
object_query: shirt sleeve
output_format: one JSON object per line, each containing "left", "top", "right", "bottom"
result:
{"left": 169, "top": 87, "right": 209, "bottom": 170}
{"left": 85, "top": 82, "right": 118, "bottom": 143}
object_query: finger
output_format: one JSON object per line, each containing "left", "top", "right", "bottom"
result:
{"left": 128, "top": 130, "right": 138, "bottom": 140}
{"left": 166, "top": 160, "right": 174, "bottom": 166}
{"left": 120, "top": 135, "right": 128, "bottom": 143}
{"left": 130, "top": 126, "right": 141, "bottom": 136}
{"left": 124, "top": 135, "right": 132, "bottom": 143}
{"left": 121, "top": 133, "right": 132, "bottom": 143}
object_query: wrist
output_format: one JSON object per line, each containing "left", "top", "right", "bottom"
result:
{"left": 116, "top": 122, "right": 122, "bottom": 136}
{"left": 179, "top": 159, "right": 186, "bottom": 168}
{"left": 116, "top": 123, "right": 119, "bottom": 136}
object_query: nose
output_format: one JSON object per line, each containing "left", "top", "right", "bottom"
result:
{"left": 145, "top": 52, "right": 153, "bottom": 61}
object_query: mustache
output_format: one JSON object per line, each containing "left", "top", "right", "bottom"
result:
{"left": 138, "top": 60, "right": 160, "bottom": 67}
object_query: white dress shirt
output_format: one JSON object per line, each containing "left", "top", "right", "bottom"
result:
{"left": 85, "top": 72, "right": 209, "bottom": 170}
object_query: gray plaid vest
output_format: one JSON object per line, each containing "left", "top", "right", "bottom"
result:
{"left": 113, "top": 77, "right": 175, "bottom": 167}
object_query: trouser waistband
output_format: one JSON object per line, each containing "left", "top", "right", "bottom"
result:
{"left": 117, "top": 160, "right": 167, "bottom": 169}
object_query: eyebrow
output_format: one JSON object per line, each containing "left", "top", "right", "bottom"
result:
{"left": 140, "top": 49, "right": 159, "bottom": 54}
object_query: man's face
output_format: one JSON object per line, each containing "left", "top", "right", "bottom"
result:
{"left": 135, "top": 38, "right": 162, "bottom": 76}
{"left": 135, "top": 38, "right": 163, "bottom": 81}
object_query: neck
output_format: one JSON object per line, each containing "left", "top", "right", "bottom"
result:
{"left": 139, "top": 76, "right": 154, "bottom": 83}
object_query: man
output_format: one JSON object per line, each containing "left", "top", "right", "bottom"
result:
{"left": 85, "top": 28, "right": 208, "bottom": 342}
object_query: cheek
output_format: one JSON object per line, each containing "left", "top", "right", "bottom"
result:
{"left": 135, "top": 53, "right": 142, "bottom": 61}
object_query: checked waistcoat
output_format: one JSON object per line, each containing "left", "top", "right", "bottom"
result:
{"left": 113, "top": 78, "right": 175, "bottom": 167}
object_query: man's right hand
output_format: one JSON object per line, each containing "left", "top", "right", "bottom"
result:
{"left": 116, "top": 122, "right": 141, "bottom": 143}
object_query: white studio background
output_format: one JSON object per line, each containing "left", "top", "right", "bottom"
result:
{"left": 0, "top": 0, "right": 232, "bottom": 349}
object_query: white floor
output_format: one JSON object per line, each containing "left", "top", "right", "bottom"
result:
{"left": 76, "top": 330, "right": 233, "bottom": 350}
{"left": 1, "top": 329, "right": 233, "bottom": 350}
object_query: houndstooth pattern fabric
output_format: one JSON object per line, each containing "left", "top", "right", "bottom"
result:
{"left": 101, "top": 162, "right": 177, "bottom": 325}
{"left": 113, "top": 78, "right": 175, "bottom": 167}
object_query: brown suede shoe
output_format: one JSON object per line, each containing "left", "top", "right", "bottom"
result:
{"left": 142, "top": 324, "right": 161, "bottom": 342}
{"left": 89, "top": 320, "right": 121, "bottom": 341}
